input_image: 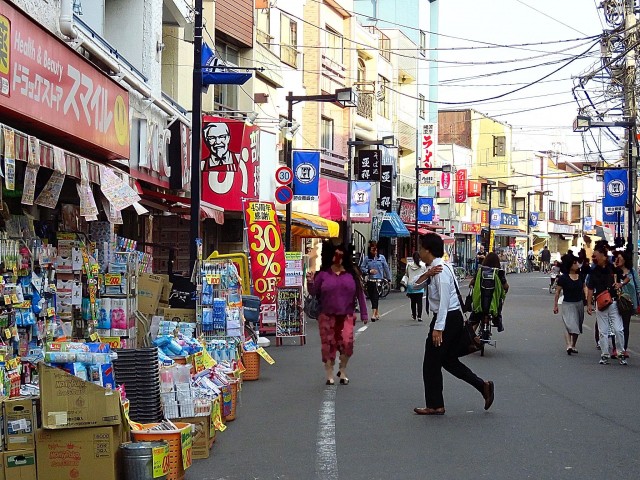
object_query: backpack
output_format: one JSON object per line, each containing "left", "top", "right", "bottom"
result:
{"left": 471, "top": 267, "right": 505, "bottom": 317}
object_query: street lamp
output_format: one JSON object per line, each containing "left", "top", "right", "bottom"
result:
{"left": 345, "top": 135, "right": 397, "bottom": 246}
{"left": 485, "top": 180, "right": 498, "bottom": 249}
{"left": 413, "top": 164, "right": 452, "bottom": 249}
{"left": 526, "top": 190, "right": 552, "bottom": 253}
{"left": 283, "top": 88, "right": 358, "bottom": 251}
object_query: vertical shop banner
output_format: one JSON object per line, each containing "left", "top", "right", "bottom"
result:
{"left": 583, "top": 216, "right": 593, "bottom": 232}
{"left": 468, "top": 180, "right": 481, "bottom": 197}
{"left": 3, "top": 127, "right": 15, "bottom": 190}
{"left": 439, "top": 171, "right": 451, "bottom": 198}
{"left": 528, "top": 211, "right": 539, "bottom": 228}
{"left": 35, "top": 146, "right": 66, "bottom": 208}
{"left": 418, "top": 123, "right": 437, "bottom": 196}
{"left": 455, "top": 169, "right": 467, "bottom": 203}
{"left": 0, "top": 1, "right": 130, "bottom": 158}
{"left": 201, "top": 116, "right": 260, "bottom": 212}
{"left": 244, "top": 202, "right": 286, "bottom": 325}
{"left": 379, "top": 165, "right": 393, "bottom": 212}
{"left": 351, "top": 181, "right": 372, "bottom": 220}
{"left": 292, "top": 151, "right": 320, "bottom": 200}
{"left": 417, "top": 197, "right": 434, "bottom": 222}
{"left": 603, "top": 169, "right": 627, "bottom": 223}
{"left": 356, "top": 150, "right": 381, "bottom": 182}
{"left": 481, "top": 209, "right": 489, "bottom": 226}
{"left": 490, "top": 208, "right": 502, "bottom": 228}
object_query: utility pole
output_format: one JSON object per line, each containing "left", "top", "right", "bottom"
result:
{"left": 624, "top": 0, "right": 637, "bottom": 261}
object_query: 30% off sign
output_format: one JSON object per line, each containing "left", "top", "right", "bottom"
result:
{"left": 249, "top": 222, "right": 283, "bottom": 299}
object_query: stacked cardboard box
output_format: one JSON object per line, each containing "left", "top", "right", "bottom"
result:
{"left": 2, "top": 397, "right": 38, "bottom": 480}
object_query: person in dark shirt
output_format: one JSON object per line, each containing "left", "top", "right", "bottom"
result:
{"left": 553, "top": 253, "right": 585, "bottom": 355}
{"left": 540, "top": 246, "right": 551, "bottom": 273}
{"left": 586, "top": 244, "right": 627, "bottom": 365}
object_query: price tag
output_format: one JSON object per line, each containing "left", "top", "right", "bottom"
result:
{"left": 4, "top": 329, "right": 11, "bottom": 339}
{"left": 3, "top": 295, "right": 11, "bottom": 305}
{"left": 105, "top": 274, "right": 122, "bottom": 286}
{"left": 180, "top": 428, "right": 192, "bottom": 470}
{"left": 89, "top": 333, "right": 100, "bottom": 342}
{"left": 7, "top": 357, "right": 20, "bottom": 370}
{"left": 11, "top": 294, "right": 19, "bottom": 304}
{"left": 152, "top": 444, "right": 170, "bottom": 478}
{"left": 206, "top": 275, "right": 221, "bottom": 285}
{"left": 256, "top": 347, "right": 275, "bottom": 365}
{"left": 46, "top": 307, "right": 55, "bottom": 317}
{"left": 202, "top": 349, "right": 216, "bottom": 369}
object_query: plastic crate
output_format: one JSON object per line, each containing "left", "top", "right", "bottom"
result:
{"left": 131, "top": 422, "right": 191, "bottom": 480}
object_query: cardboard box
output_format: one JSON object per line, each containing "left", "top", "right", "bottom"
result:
{"left": 36, "top": 427, "right": 119, "bottom": 480}
{"left": 39, "top": 364, "right": 121, "bottom": 429}
{"left": 3, "top": 450, "right": 36, "bottom": 480}
{"left": 3, "top": 399, "right": 36, "bottom": 451}
{"left": 157, "top": 274, "right": 172, "bottom": 303}
{"left": 137, "top": 274, "right": 164, "bottom": 315}
{"left": 178, "top": 416, "right": 212, "bottom": 460}
{"left": 162, "top": 308, "right": 196, "bottom": 324}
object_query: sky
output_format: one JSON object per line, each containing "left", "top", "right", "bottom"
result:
{"left": 437, "top": 0, "right": 619, "bottom": 160}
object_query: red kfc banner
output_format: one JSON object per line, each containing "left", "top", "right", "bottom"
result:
{"left": 0, "top": 0, "right": 130, "bottom": 159}
{"left": 244, "top": 202, "right": 286, "bottom": 325}
{"left": 455, "top": 169, "right": 467, "bottom": 203}
{"left": 202, "top": 116, "right": 260, "bottom": 212}
{"left": 468, "top": 180, "right": 481, "bottom": 197}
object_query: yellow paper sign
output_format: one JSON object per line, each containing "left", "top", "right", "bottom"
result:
{"left": 180, "top": 427, "right": 193, "bottom": 470}
{"left": 202, "top": 349, "right": 216, "bottom": 369}
{"left": 256, "top": 347, "right": 275, "bottom": 365}
{"left": 102, "top": 337, "right": 122, "bottom": 349}
{"left": 152, "top": 444, "right": 170, "bottom": 478}
{"left": 6, "top": 357, "right": 20, "bottom": 370}
{"left": 105, "top": 273, "right": 122, "bottom": 286}
{"left": 3, "top": 295, "right": 11, "bottom": 305}
{"left": 11, "top": 294, "right": 19, "bottom": 304}
{"left": 205, "top": 274, "right": 221, "bottom": 285}
{"left": 46, "top": 307, "right": 55, "bottom": 317}
{"left": 89, "top": 333, "right": 100, "bottom": 342}
{"left": 4, "top": 329, "right": 11, "bottom": 339}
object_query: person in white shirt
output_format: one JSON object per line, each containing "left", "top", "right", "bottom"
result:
{"left": 411, "top": 233, "right": 495, "bottom": 415}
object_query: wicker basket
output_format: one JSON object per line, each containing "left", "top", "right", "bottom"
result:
{"left": 225, "top": 381, "right": 239, "bottom": 422}
{"left": 131, "top": 422, "right": 190, "bottom": 480}
{"left": 242, "top": 351, "right": 261, "bottom": 381}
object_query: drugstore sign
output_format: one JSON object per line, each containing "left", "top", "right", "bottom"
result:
{"left": 0, "top": 0, "right": 130, "bottom": 159}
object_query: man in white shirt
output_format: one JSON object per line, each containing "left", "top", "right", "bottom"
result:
{"left": 411, "top": 233, "right": 494, "bottom": 415}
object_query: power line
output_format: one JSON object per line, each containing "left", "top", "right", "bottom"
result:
{"left": 511, "top": 0, "right": 590, "bottom": 36}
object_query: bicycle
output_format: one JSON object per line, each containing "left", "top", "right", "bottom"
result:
{"left": 362, "top": 275, "right": 391, "bottom": 298}
{"left": 453, "top": 265, "right": 468, "bottom": 283}
{"left": 549, "top": 272, "right": 559, "bottom": 294}
{"left": 473, "top": 313, "right": 496, "bottom": 356}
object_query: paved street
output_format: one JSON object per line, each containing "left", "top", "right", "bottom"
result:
{"left": 188, "top": 273, "right": 640, "bottom": 480}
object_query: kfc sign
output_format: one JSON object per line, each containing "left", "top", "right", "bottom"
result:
{"left": 0, "top": 1, "right": 129, "bottom": 159}
{"left": 201, "top": 116, "right": 259, "bottom": 212}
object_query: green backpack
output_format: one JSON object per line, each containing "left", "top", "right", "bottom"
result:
{"left": 471, "top": 267, "right": 505, "bottom": 316}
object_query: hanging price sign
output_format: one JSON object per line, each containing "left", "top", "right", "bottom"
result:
{"left": 104, "top": 274, "right": 122, "bottom": 286}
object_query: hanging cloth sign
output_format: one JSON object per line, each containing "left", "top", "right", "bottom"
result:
{"left": 3, "top": 127, "right": 15, "bottom": 190}
{"left": 27, "top": 136, "right": 40, "bottom": 166}
{"left": 99, "top": 166, "right": 141, "bottom": 211}
{"left": 603, "top": 169, "right": 627, "bottom": 223}
{"left": 79, "top": 158, "right": 98, "bottom": 219}
{"left": 21, "top": 165, "right": 39, "bottom": 205}
{"left": 35, "top": 146, "right": 67, "bottom": 209}
{"left": 101, "top": 197, "right": 123, "bottom": 225}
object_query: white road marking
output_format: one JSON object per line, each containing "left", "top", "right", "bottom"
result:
{"left": 315, "top": 386, "right": 338, "bottom": 480}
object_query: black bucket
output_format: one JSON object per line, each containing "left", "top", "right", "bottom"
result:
{"left": 121, "top": 441, "right": 168, "bottom": 480}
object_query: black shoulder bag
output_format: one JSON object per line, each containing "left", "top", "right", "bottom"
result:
{"left": 444, "top": 265, "right": 481, "bottom": 357}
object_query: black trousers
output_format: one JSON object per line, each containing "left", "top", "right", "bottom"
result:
{"left": 423, "top": 309, "right": 485, "bottom": 408}
{"left": 408, "top": 293, "right": 423, "bottom": 319}
{"left": 367, "top": 281, "right": 380, "bottom": 310}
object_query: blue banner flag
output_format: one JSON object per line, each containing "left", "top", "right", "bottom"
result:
{"left": 603, "top": 169, "right": 627, "bottom": 223}
{"left": 528, "top": 211, "right": 539, "bottom": 228}
{"left": 292, "top": 151, "right": 320, "bottom": 200}
{"left": 583, "top": 216, "right": 593, "bottom": 232}
{"left": 489, "top": 208, "right": 502, "bottom": 228}
{"left": 417, "top": 197, "right": 434, "bottom": 222}
{"left": 350, "top": 182, "right": 371, "bottom": 220}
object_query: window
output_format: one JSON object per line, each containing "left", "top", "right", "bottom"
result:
{"left": 280, "top": 14, "right": 298, "bottom": 68}
{"left": 493, "top": 135, "right": 506, "bottom": 156}
{"left": 321, "top": 117, "right": 333, "bottom": 151}
{"left": 559, "top": 202, "right": 568, "bottom": 222}
{"left": 480, "top": 184, "right": 488, "bottom": 202}
{"left": 549, "top": 200, "right": 557, "bottom": 221}
{"left": 420, "top": 30, "right": 427, "bottom": 57}
{"left": 256, "top": 8, "right": 271, "bottom": 46}
{"left": 213, "top": 42, "right": 239, "bottom": 110}
{"left": 418, "top": 94, "right": 425, "bottom": 119}
{"left": 499, "top": 189, "right": 506, "bottom": 206}
{"left": 377, "top": 75, "right": 389, "bottom": 118}
{"left": 357, "top": 58, "right": 366, "bottom": 83}
{"left": 379, "top": 31, "right": 391, "bottom": 61}
{"left": 515, "top": 199, "right": 526, "bottom": 218}
{"left": 571, "top": 203, "right": 581, "bottom": 221}
{"left": 325, "top": 26, "right": 343, "bottom": 64}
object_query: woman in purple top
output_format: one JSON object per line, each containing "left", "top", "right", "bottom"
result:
{"left": 306, "top": 242, "right": 368, "bottom": 385}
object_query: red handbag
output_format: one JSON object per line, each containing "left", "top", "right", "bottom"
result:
{"left": 596, "top": 290, "right": 613, "bottom": 311}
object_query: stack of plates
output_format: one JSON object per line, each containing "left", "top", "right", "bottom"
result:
{"left": 113, "top": 348, "right": 162, "bottom": 423}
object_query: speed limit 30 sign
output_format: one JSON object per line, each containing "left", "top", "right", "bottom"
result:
{"left": 276, "top": 166, "right": 293, "bottom": 185}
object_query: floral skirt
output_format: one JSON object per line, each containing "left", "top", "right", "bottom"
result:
{"left": 317, "top": 313, "right": 355, "bottom": 363}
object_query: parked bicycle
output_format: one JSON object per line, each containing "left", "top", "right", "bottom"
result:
{"left": 362, "top": 275, "right": 390, "bottom": 298}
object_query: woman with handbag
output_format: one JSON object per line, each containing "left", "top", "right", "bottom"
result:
{"left": 405, "top": 252, "right": 427, "bottom": 322}
{"left": 585, "top": 244, "right": 627, "bottom": 365}
{"left": 360, "top": 241, "right": 391, "bottom": 322}
{"left": 306, "top": 242, "right": 368, "bottom": 385}
{"left": 613, "top": 250, "right": 639, "bottom": 358}
{"left": 553, "top": 253, "right": 585, "bottom": 355}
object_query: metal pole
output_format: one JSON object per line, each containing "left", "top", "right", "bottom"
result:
{"left": 414, "top": 166, "right": 419, "bottom": 250}
{"left": 189, "top": 0, "right": 203, "bottom": 271}
{"left": 624, "top": 0, "right": 637, "bottom": 256}
{"left": 346, "top": 142, "right": 353, "bottom": 247}
{"left": 526, "top": 193, "right": 531, "bottom": 254}
{"left": 488, "top": 186, "right": 492, "bottom": 251}
{"left": 284, "top": 93, "right": 293, "bottom": 252}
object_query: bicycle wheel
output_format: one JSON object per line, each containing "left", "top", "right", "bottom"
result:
{"left": 379, "top": 281, "right": 390, "bottom": 298}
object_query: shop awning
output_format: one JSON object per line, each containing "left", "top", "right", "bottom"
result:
{"left": 533, "top": 232, "right": 550, "bottom": 238}
{"left": 406, "top": 225, "right": 455, "bottom": 244}
{"left": 277, "top": 211, "right": 340, "bottom": 238}
{"left": 319, "top": 178, "right": 347, "bottom": 221}
{"left": 379, "top": 212, "right": 411, "bottom": 238}
{"left": 493, "top": 229, "right": 528, "bottom": 238}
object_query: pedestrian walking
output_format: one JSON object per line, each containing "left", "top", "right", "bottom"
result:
{"left": 411, "top": 233, "right": 494, "bottom": 416}
{"left": 527, "top": 247, "right": 535, "bottom": 272}
{"left": 405, "top": 252, "right": 427, "bottom": 322}
{"left": 553, "top": 253, "right": 585, "bottom": 355}
{"left": 469, "top": 252, "right": 508, "bottom": 332}
{"left": 613, "top": 250, "right": 639, "bottom": 358}
{"left": 306, "top": 242, "right": 369, "bottom": 385}
{"left": 540, "top": 246, "right": 551, "bottom": 273}
{"left": 586, "top": 243, "right": 627, "bottom": 365}
{"left": 360, "top": 241, "right": 391, "bottom": 322}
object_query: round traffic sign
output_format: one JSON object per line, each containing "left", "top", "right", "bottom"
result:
{"left": 275, "top": 185, "right": 294, "bottom": 205}
{"left": 276, "top": 166, "right": 293, "bottom": 185}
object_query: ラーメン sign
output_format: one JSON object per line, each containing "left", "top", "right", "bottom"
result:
{"left": 0, "top": 0, "right": 130, "bottom": 159}
{"left": 244, "top": 202, "right": 286, "bottom": 325}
